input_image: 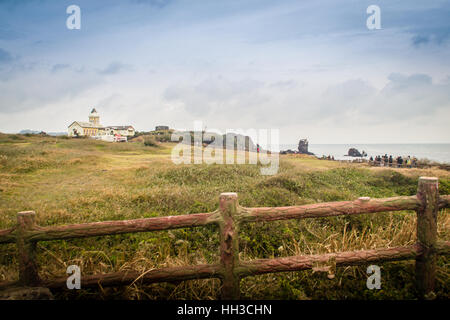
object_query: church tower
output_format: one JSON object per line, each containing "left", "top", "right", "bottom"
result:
{"left": 89, "top": 108, "right": 100, "bottom": 126}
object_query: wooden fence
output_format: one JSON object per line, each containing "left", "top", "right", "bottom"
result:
{"left": 0, "top": 176, "right": 449, "bottom": 299}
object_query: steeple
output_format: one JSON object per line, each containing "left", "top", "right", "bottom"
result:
{"left": 89, "top": 108, "right": 100, "bottom": 126}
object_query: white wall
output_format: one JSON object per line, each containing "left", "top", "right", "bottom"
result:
{"left": 68, "top": 123, "right": 84, "bottom": 136}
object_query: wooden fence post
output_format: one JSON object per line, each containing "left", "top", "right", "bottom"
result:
{"left": 415, "top": 177, "right": 438, "bottom": 299}
{"left": 16, "top": 211, "right": 40, "bottom": 286}
{"left": 219, "top": 193, "right": 240, "bottom": 300}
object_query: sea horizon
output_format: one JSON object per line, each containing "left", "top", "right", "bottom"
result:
{"left": 280, "top": 143, "right": 450, "bottom": 164}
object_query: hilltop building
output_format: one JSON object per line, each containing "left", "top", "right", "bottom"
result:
{"left": 68, "top": 108, "right": 135, "bottom": 138}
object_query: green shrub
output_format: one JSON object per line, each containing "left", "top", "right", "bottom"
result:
{"left": 143, "top": 136, "right": 158, "bottom": 147}
{"left": 154, "top": 132, "right": 172, "bottom": 142}
{"left": 10, "top": 134, "right": 25, "bottom": 140}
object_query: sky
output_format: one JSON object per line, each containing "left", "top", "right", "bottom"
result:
{"left": 0, "top": 0, "right": 449, "bottom": 144}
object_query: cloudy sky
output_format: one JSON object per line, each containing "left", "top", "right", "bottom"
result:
{"left": 0, "top": 0, "right": 449, "bottom": 144}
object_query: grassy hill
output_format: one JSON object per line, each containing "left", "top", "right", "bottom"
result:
{"left": 0, "top": 133, "right": 448, "bottom": 299}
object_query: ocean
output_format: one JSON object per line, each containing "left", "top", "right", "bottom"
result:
{"left": 280, "top": 144, "right": 450, "bottom": 164}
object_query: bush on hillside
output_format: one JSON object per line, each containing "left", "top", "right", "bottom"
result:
{"left": 143, "top": 136, "right": 158, "bottom": 147}
{"left": 154, "top": 132, "right": 172, "bottom": 142}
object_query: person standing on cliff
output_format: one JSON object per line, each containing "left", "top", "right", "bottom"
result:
{"left": 397, "top": 156, "right": 403, "bottom": 167}
{"left": 406, "top": 156, "right": 411, "bottom": 168}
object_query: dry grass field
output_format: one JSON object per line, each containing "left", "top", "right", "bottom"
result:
{"left": 0, "top": 133, "right": 449, "bottom": 299}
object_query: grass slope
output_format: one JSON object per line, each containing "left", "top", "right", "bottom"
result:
{"left": 0, "top": 133, "right": 448, "bottom": 299}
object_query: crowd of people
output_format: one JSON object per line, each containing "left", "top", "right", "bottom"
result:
{"left": 369, "top": 154, "right": 418, "bottom": 168}
{"left": 318, "top": 153, "right": 420, "bottom": 168}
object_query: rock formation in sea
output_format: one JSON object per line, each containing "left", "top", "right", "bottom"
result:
{"left": 298, "top": 139, "right": 315, "bottom": 155}
{"left": 347, "top": 148, "right": 362, "bottom": 157}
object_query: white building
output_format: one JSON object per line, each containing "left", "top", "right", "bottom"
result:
{"left": 105, "top": 126, "right": 135, "bottom": 137}
{"left": 68, "top": 108, "right": 135, "bottom": 139}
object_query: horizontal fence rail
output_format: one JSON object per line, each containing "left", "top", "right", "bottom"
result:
{"left": 0, "top": 212, "right": 220, "bottom": 244}
{"left": 0, "top": 177, "right": 449, "bottom": 299}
